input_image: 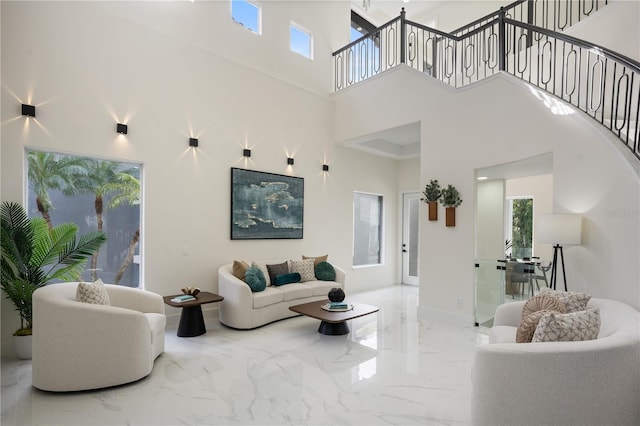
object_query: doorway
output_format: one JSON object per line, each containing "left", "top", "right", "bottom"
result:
{"left": 402, "top": 192, "right": 420, "bottom": 285}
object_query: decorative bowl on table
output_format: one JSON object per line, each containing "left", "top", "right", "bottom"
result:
{"left": 181, "top": 286, "right": 200, "bottom": 297}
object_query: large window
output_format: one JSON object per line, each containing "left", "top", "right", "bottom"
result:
{"left": 290, "top": 22, "right": 313, "bottom": 59}
{"left": 506, "top": 197, "right": 533, "bottom": 259}
{"left": 26, "top": 149, "right": 142, "bottom": 287}
{"left": 353, "top": 192, "right": 383, "bottom": 266}
{"left": 231, "top": 0, "right": 261, "bottom": 34}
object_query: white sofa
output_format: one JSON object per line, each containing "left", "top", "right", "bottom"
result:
{"left": 218, "top": 261, "right": 346, "bottom": 329}
{"left": 32, "top": 282, "right": 166, "bottom": 392}
{"left": 471, "top": 298, "right": 640, "bottom": 426}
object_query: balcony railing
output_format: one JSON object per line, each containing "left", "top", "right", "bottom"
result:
{"left": 332, "top": 0, "right": 639, "bottom": 160}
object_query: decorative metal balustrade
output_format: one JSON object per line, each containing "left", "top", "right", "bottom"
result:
{"left": 332, "top": 0, "right": 639, "bottom": 160}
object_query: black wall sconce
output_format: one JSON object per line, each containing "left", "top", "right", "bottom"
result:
{"left": 287, "top": 157, "right": 294, "bottom": 165}
{"left": 116, "top": 123, "right": 128, "bottom": 134}
{"left": 322, "top": 164, "right": 329, "bottom": 172}
{"left": 243, "top": 149, "right": 251, "bottom": 157}
{"left": 22, "top": 104, "right": 36, "bottom": 117}
{"left": 189, "top": 138, "right": 199, "bottom": 147}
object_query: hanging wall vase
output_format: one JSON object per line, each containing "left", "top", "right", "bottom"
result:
{"left": 428, "top": 201, "right": 438, "bottom": 221}
{"left": 446, "top": 207, "right": 456, "bottom": 227}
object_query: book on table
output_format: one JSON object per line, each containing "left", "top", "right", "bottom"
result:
{"left": 171, "top": 295, "right": 196, "bottom": 303}
{"left": 329, "top": 302, "right": 348, "bottom": 309}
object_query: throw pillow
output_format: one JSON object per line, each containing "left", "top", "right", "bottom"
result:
{"left": 289, "top": 258, "right": 316, "bottom": 282}
{"left": 232, "top": 260, "right": 249, "bottom": 281}
{"left": 244, "top": 266, "right": 267, "bottom": 292}
{"left": 273, "top": 272, "right": 301, "bottom": 286}
{"left": 532, "top": 308, "right": 601, "bottom": 342}
{"left": 539, "top": 288, "right": 591, "bottom": 312}
{"left": 252, "top": 261, "right": 272, "bottom": 286}
{"left": 522, "top": 294, "right": 567, "bottom": 318}
{"left": 517, "top": 309, "right": 557, "bottom": 343}
{"left": 315, "top": 261, "right": 336, "bottom": 281}
{"left": 266, "top": 261, "right": 289, "bottom": 284}
{"left": 303, "top": 254, "right": 328, "bottom": 267}
{"left": 76, "top": 279, "right": 111, "bottom": 305}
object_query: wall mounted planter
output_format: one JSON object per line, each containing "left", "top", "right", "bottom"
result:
{"left": 446, "top": 207, "right": 456, "bottom": 227}
{"left": 428, "top": 201, "right": 438, "bottom": 221}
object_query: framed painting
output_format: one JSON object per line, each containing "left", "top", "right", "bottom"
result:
{"left": 230, "top": 168, "right": 304, "bottom": 240}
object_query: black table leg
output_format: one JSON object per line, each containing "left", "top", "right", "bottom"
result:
{"left": 318, "top": 320, "right": 349, "bottom": 335}
{"left": 177, "top": 305, "right": 206, "bottom": 337}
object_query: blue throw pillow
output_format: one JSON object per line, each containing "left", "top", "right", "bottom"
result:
{"left": 273, "top": 272, "right": 301, "bottom": 286}
{"left": 315, "top": 261, "right": 336, "bottom": 281}
{"left": 244, "top": 266, "right": 266, "bottom": 292}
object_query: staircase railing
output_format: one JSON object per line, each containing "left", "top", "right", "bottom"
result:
{"left": 332, "top": 0, "right": 639, "bottom": 160}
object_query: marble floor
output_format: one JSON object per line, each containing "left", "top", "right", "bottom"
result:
{"left": 1, "top": 285, "right": 489, "bottom": 426}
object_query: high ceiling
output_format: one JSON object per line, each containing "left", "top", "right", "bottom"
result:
{"left": 351, "top": 0, "right": 447, "bottom": 25}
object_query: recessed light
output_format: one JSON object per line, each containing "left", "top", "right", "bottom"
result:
{"left": 477, "top": 176, "right": 488, "bottom": 180}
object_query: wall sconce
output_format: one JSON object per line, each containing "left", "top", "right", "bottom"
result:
{"left": 243, "top": 149, "right": 251, "bottom": 157}
{"left": 116, "top": 123, "right": 128, "bottom": 134}
{"left": 22, "top": 104, "right": 36, "bottom": 117}
{"left": 287, "top": 157, "right": 294, "bottom": 165}
{"left": 189, "top": 138, "right": 199, "bottom": 147}
{"left": 322, "top": 164, "right": 329, "bottom": 172}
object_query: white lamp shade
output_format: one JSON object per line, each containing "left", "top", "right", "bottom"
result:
{"left": 536, "top": 214, "right": 582, "bottom": 245}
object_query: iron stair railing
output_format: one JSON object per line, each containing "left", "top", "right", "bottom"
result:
{"left": 332, "top": 0, "right": 639, "bottom": 161}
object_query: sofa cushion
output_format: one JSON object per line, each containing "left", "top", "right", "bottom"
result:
{"left": 232, "top": 260, "right": 250, "bottom": 281}
{"left": 252, "top": 287, "right": 284, "bottom": 308}
{"left": 539, "top": 288, "right": 591, "bottom": 313}
{"left": 307, "top": 280, "right": 340, "bottom": 297}
{"left": 266, "top": 261, "right": 289, "bottom": 284}
{"left": 489, "top": 325, "right": 517, "bottom": 343}
{"left": 315, "top": 261, "right": 336, "bottom": 281}
{"left": 522, "top": 294, "right": 566, "bottom": 318}
{"left": 273, "top": 272, "right": 301, "bottom": 286}
{"left": 252, "top": 261, "right": 272, "bottom": 286}
{"left": 289, "top": 258, "right": 316, "bottom": 282}
{"left": 76, "top": 279, "right": 110, "bottom": 305}
{"left": 517, "top": 309, "right": 557, "bottom": 343}
{"left": 280, "top": 283, "right": 313, "bottom": 301}
{"left": 532, "top": 307, "right": 601, "bottom": 342}
{"left": 245, "top": 266, "right": 267, "bottom": 292}
{"left": 303, "top": 254, "right": 328, "bottom": 266}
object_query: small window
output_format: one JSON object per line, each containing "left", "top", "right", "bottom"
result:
{"left": 231, "top": 0, "right": 261, "bottom": 34}
{"left": 353, "top": 192, "right": 383, "bottom": 266}
{"left": 290, "top": 23, "right": 313, "bottom": 59}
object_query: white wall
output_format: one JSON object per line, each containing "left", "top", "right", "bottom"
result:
{"left": 334, "top": 66, "right": 640, "bottom": 324}
{"left": 0, "top": 1, "right": 406, "bottom": 350}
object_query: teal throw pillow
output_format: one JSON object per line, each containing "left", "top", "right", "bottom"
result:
{"left": 315, "top": 261, "right": 336, "bottom": 281}
{"left": 273, "top": 272, "right": 301, "bottom": 286}
{"left": 244, "top": 266, "right": 267, "bottom": 292}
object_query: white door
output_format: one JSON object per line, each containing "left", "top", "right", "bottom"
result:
{"left": 402, "top": 192, "right": 420, "bottom": 285}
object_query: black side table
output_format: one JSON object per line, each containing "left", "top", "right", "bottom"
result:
{"left": 163, "top": 291, "right": 224, "bottom": 337}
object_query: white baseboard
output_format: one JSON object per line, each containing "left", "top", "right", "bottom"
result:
{"left": 418, "top": 306, "right": 475, "bottom": 327}
{"left": 165, "top": 306, "right": 219, "bottom": 328}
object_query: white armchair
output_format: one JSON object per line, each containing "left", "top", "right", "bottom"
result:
{"left": 32, "top": 282, "right": 166, "bottom": 392}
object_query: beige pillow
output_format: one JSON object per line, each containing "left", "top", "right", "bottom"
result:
{"left": 232, "top": 260, "right": 249, "bottom": 281}
{"left": 289, "top": 258, "right": 316, "bottom": 282}
{"left": 517, "top": 309, "right": 556, "bottom": 343}
{"left": 539, "top": 288, "right": 591, "bottom": 312}
{"left": 76, "top": 279, "right": 110, "bottom": 305}
{"left": 532, "top": 308, "right": 601, "bottom": 342}
{"left": 302, "top": 254, "right": 328, "bottom": 267}
{"left": 252, "top": 261, "right": 271, "bottom": 286}
{"left": 522, "top": 294, "right": 566, "bottom": 318}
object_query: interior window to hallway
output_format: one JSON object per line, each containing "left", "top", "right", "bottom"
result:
{"left": 506, "top": 197, "right": 534, "bottom": 259}
{"left": 26, "top": 149, "right": 142, "bottom": 287}
{"left": 353, "top": 192, "right": 383, "bottom": 266}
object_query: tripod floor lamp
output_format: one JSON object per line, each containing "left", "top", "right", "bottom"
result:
{"left": 536, "top": 214, "right": 582, "bottom": 291}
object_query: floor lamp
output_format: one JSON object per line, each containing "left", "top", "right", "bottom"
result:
{"left": 536, "top": 214, "right": 582, "bottom": 291}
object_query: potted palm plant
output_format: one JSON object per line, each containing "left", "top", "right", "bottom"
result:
{"left": 0, "top": 201, "right": 106, "bottom": 359}
{"left": 439, "top": 184, "right": 463, "bottom": 227}
{"left": 421, "top": 179, "right": 442, "bottom": 221}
